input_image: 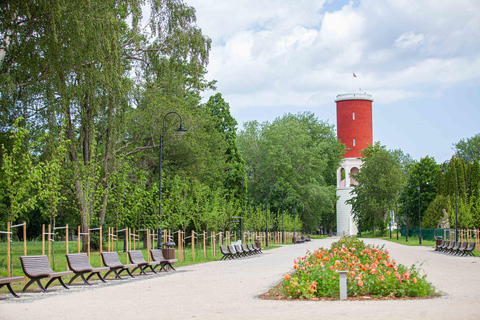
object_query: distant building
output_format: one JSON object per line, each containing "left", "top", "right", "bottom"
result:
{"left": 335, "top": 93, "right": 373, "bottom": 236}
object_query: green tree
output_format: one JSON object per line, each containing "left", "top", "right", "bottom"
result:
{"left": 453, "top": 133, "right": 480, "bottom": 163}
{"left": 237, "top": 112, "right": 344, "bottom": 233}
{"left": 204, "top": 93, "right": 244, "bottom": 198}
{"left": 347, "top": 143, "right": 404, "bottom": 234}
{"left": 0, "top": 0, "right": 215, "bottom": 238}
{"left": 404, "top": 156, "right": 438, "bottom": 230}
{"left": 0, "top": 119, "right": 40, "bottom": 226}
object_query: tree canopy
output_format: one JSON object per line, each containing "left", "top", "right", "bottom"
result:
{"left": 453, "top": 133, "right": 480, "bottom": 163}
{"left": 347, "top": 143, "right": 405, "bottom": 234}
{"left": 237, "top": 112, "right": 345, "bottom": 234}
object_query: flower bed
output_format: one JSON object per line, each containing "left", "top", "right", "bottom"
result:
{"left": 282, "top": 237, "right": 436, "bottom": 299}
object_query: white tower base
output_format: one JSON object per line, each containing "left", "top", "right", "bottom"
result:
{"left": 336, "top": 157, "right": 361, "bottom": 236}
{"left": 336, "top": 188, "right": 358, "bottom": 236}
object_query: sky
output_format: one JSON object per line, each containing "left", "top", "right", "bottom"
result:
{"left": 184, "top": 0, "right": 480, "bottom": 162}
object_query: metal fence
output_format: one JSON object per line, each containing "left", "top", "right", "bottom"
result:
{"left": 399, "top": 228, "right": 451, "bottom": 241}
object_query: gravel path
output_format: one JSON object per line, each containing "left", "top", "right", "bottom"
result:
{"left": 1, "top": 237, "right": 480, "bottom": 319}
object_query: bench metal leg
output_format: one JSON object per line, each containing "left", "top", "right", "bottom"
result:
{"left": 86, "top": 272, "right": 107, "bottom": 283}
{"left": 22, "top": 279, "right": 46, "bottom": 293}
{"left": 165, "top": 263, "right": 176, "bottom": 271}
{"left": 147, "top": 265, "right": 157, "bottom": 274}
{"left": 0, "top": 283, "right": 20, "bottom": 298}
{"left": 45, "top": 277, "right": 69, "bottom": 290}
{"left": 69, "top": 273, "right": 88, "bottom": 285}
{"left": 125, "top": 268, "right": 135, "bottom": 278}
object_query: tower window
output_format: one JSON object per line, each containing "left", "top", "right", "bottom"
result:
{"left": 353, "top": 139, "right": 356, "bottom": 146}
{"left": 353, "top": 112, "right": 355, "bottom": 120}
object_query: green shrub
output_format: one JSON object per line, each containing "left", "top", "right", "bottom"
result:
{"left": 282, "top": 236, "right": 435, "bottom": 299}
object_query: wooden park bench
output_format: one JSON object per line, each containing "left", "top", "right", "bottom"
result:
{"left": 439, "top": 240, "right": 450, "bottom": 252}
{"left": 435, "top": 240, "right": 445, "bottom": 251}
{"left": 228, "top": 245, "right": 241, "bottom": 258}
{"left": 101, "top": 252, "right": 137, "bottom": 280}
{"left": 150, "top": 249, "right": 177, "bottom": 271}
{"left": 247, "top": 243, "right": 261, "bottom": 254}
{"left": 235, "top": 244, "right": 248, "bottom": 257}
{"left": 253, "top": 242, "right": 263, "bottom": 253}
{"left": 0, "top": 275, "right": 24, "bottom": 298}
{"left": 66, "top": 253, "right": 110, "bottom": 285}
{"left": 19, "top": 255, "right": 73, "bottom": 293}
{"left": 453, "top": 242, "right": 468, "bottom": 255}
{"left": 292, "top": 236, "right": 305, "bottom": 244}
{"left": 128, "top": 250, "right": 160, "bottom": 275}
{"left": 242, "top": 244, "right": 254, "bottom": 256}
{"left": 461, "top": 242, "right": 476, "bottom": 257}
{"left": 219, "top": 245, "right": 234, "bottom": 260}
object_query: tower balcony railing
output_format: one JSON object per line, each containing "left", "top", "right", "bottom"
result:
{"left": 335, "top": 93, "right": 374, "bottom": 102}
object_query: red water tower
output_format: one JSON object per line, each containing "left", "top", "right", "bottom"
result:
{"left": 335, "top": 93, "right": 373, "bottom": 158}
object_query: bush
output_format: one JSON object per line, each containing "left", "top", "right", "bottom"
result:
{"left": 282, "top": 237, "right": 435, "bottom": 299}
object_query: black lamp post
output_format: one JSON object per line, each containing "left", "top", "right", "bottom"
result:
{"left": 417, "top": 185, "right": 422, "bottom": 244}
{"left": 293, "top": 200, "right": 297, "bottom": 235}
{"left": 240, "top": 171, "right": 252, "bottom": 244}
{"left": 281, "top": 192, "right": 288, "bottom": 244}
{"left": 395, "top": 192, "right": 400, "bottom": 240}
{"left": 157, "top": 112, "right": 187, "bottom": 249}
{"left": 442, "top": 160, "right": 458, "bottom": 243}
{"left": 389, "top": 203, "right": 392, "bottom": 239}
{"left": 265, "top": 187, "right": 269, "bottom": 247}
{"left": 405, "top": 187, "right": 409, "bottom": 242}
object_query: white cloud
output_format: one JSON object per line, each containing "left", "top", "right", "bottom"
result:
{"left": 394, "top": 31, "right": 425, "bottom": 50}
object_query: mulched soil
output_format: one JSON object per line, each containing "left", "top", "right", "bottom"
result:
{"left": 258, "top": 282, "right": 441, "bottom": 301}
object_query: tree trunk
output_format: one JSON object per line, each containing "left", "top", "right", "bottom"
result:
{"left": 98, "top": 102, "right": 114, "bottom": 226}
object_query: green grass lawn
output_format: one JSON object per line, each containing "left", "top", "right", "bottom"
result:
{"left": 358, "top": 231, "right": 437, "bottom": 246}
{"left": 358, "top": 232, "right": 480, "bottom": 256}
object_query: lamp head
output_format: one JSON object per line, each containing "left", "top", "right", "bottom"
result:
{"left": 176, "top": 122, "right": 187, "bottom": 134}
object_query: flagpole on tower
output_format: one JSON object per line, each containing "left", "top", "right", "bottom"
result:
{"left": 353, "top": 73, "right": 357, "bottom": 93}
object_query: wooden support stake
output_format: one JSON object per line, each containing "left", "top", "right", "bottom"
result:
{"left": 192, "top": 230, "right": 195, "bottom": 261}
{"left": 66, "top": 224, "right": 69, "bottom": 270}
{"left": 147, "top": 229, "right": 150, "bottom": 262}
{"left": 213, "top": 231, "right": 216, "bottom": 257}
{"left": 87, "top": 232, "right": 90, "bottom": 262}
{"left": 7, "top": 221, "right": 11, "bottom": 277}
{"left": 23, "top": 221, "right": 27, "bottom": 282}
{"left": 100, "top": 226, "right": 103, "bottom": 267}
{"left": 78, "top": 226, "right": 81, "bottom": 253}
{"left": 23, "top": 221, "right": 27, "bottom": 256}
{"left": 126, "top": 228, "right": 130, "bottom": 260}
{"left": 203, "top": 230, "right": 206, "bottom": 259}
{"left": 180, "top": 230, "right": 183, "bottom": 262}
{"left": 48, "top": 224, "right": 51, "bottom": 264}
{"left": 42, "top": 224, "right": 45, "bottom": 255}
